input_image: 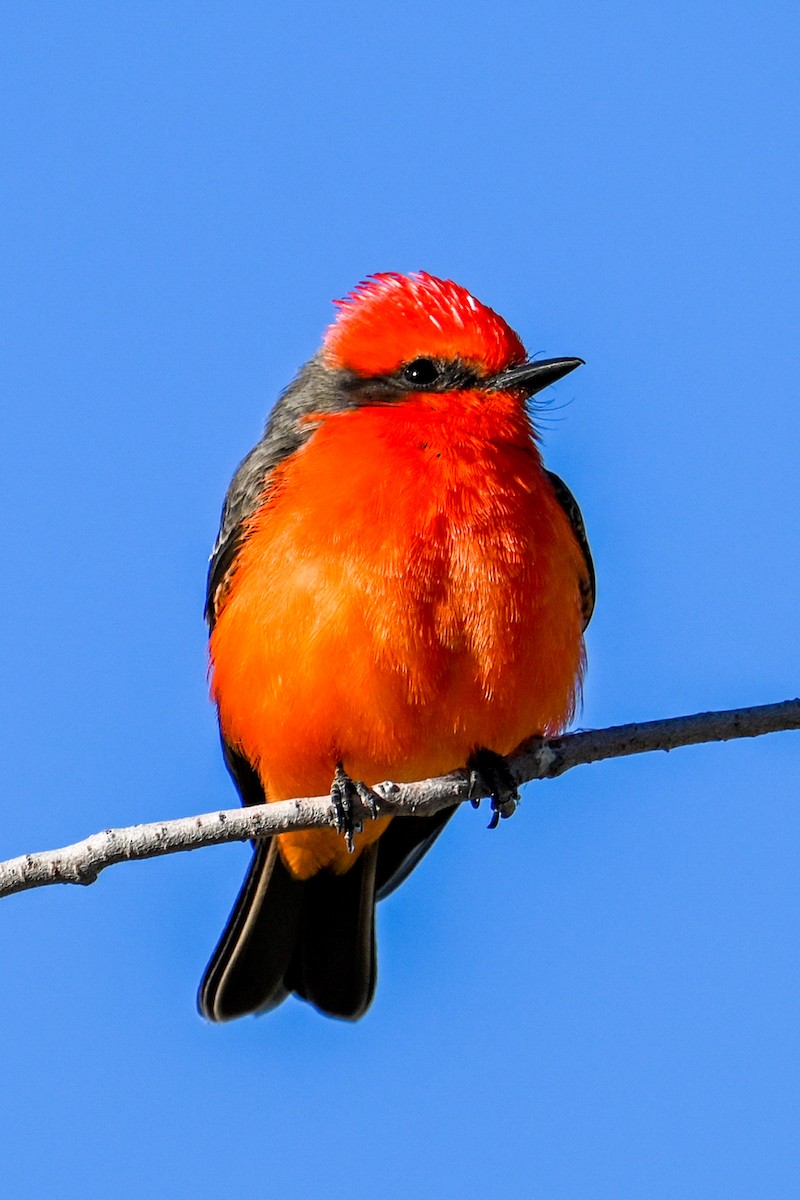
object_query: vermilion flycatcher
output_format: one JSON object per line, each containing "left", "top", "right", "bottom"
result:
{"left": 198, "top": 272, "right": 593, "bottom": 1021}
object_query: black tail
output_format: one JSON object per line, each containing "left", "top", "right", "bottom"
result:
{"left": 198, "top": 839, "right": 379, "bottom": 1022}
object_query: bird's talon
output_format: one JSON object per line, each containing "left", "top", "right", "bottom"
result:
{"left": 497, "top": 795, "right": 518, "bottom": 820}
{"left": 467, "top": 748, "right": 520, "bottom": 832}
{"left": 488, "top": 795, "right": 518, "bottom": 829}
{"left": 331, "top": 788, "right": 344, "bottom": 834}
{"left": 354, "top": 780, "right": 380, "bottom": 819}
{"left": 331, "top": 762, "right": 356, "bottom": 843}
{"left": 331, "top": 762, "right": 375, "bottom": 849}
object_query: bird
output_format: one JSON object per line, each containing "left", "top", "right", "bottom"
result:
{"left": 198, "top": 271, "right": 594, "bottom": 1022}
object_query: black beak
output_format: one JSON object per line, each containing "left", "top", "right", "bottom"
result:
{"left": 488, "top": 356, "right": 584, "bottom": 396}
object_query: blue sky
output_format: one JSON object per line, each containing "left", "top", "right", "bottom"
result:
{"left": 2, "top": 2, "right": 799, "bottom": 1196}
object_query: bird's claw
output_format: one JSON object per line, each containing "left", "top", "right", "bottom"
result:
{"left": 331, "top": 763, "right": 379, "bottom": 853}
{"left": 467, "top": 767, "right": 483, "bottom": 810}
{"left": 467, "top": 748, "right": 520, "bottom": 830}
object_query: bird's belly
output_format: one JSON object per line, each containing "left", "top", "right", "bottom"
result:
{"left": 209, "top": 420, "right": 586, "bottom": 878}
{"left": 211, "top": 520, "right": 583, "bottom": 876}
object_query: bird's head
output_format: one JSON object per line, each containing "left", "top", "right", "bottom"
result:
{"left": 321, "top": 271, "right": 582, "bottom": 401}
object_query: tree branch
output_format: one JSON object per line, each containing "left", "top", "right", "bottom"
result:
{"left": 2, "top": 698, "right": 797, "bottom": 900}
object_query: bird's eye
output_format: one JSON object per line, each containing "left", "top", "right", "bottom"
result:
{"left": 402, "top": 358, "right": 440, "bottom": 388}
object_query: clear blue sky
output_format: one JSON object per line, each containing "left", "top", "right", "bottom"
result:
{"left": 2, "top": 2, "right": 799, "bottom": 1196}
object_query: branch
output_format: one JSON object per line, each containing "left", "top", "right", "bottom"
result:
{"left": 2, "top": 698, "right": 797, "bottom": 901}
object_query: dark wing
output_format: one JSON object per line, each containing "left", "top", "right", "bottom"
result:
{"left": 205, "top": 439, "right": 279, "bottom": 628}
{"left": 546, "top": 470, "right": 595, "bottom": 630}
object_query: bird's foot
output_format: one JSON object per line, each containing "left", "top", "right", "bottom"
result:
{"left": 331, "top": 762, "right": 379, "bottom": 853}
{"left": 467, "top": 748, "right": 520, "bottom": 830}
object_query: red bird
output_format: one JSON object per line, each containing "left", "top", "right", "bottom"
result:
{"left": 198, "top": 272, "right": 593, "bottom": 1021}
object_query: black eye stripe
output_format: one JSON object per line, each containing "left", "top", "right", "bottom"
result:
{"left": 399, "top": 358, "right": 480, "bottom": 391}
{"left": 337, "top": 358, "right": 480, "bottom": 397}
